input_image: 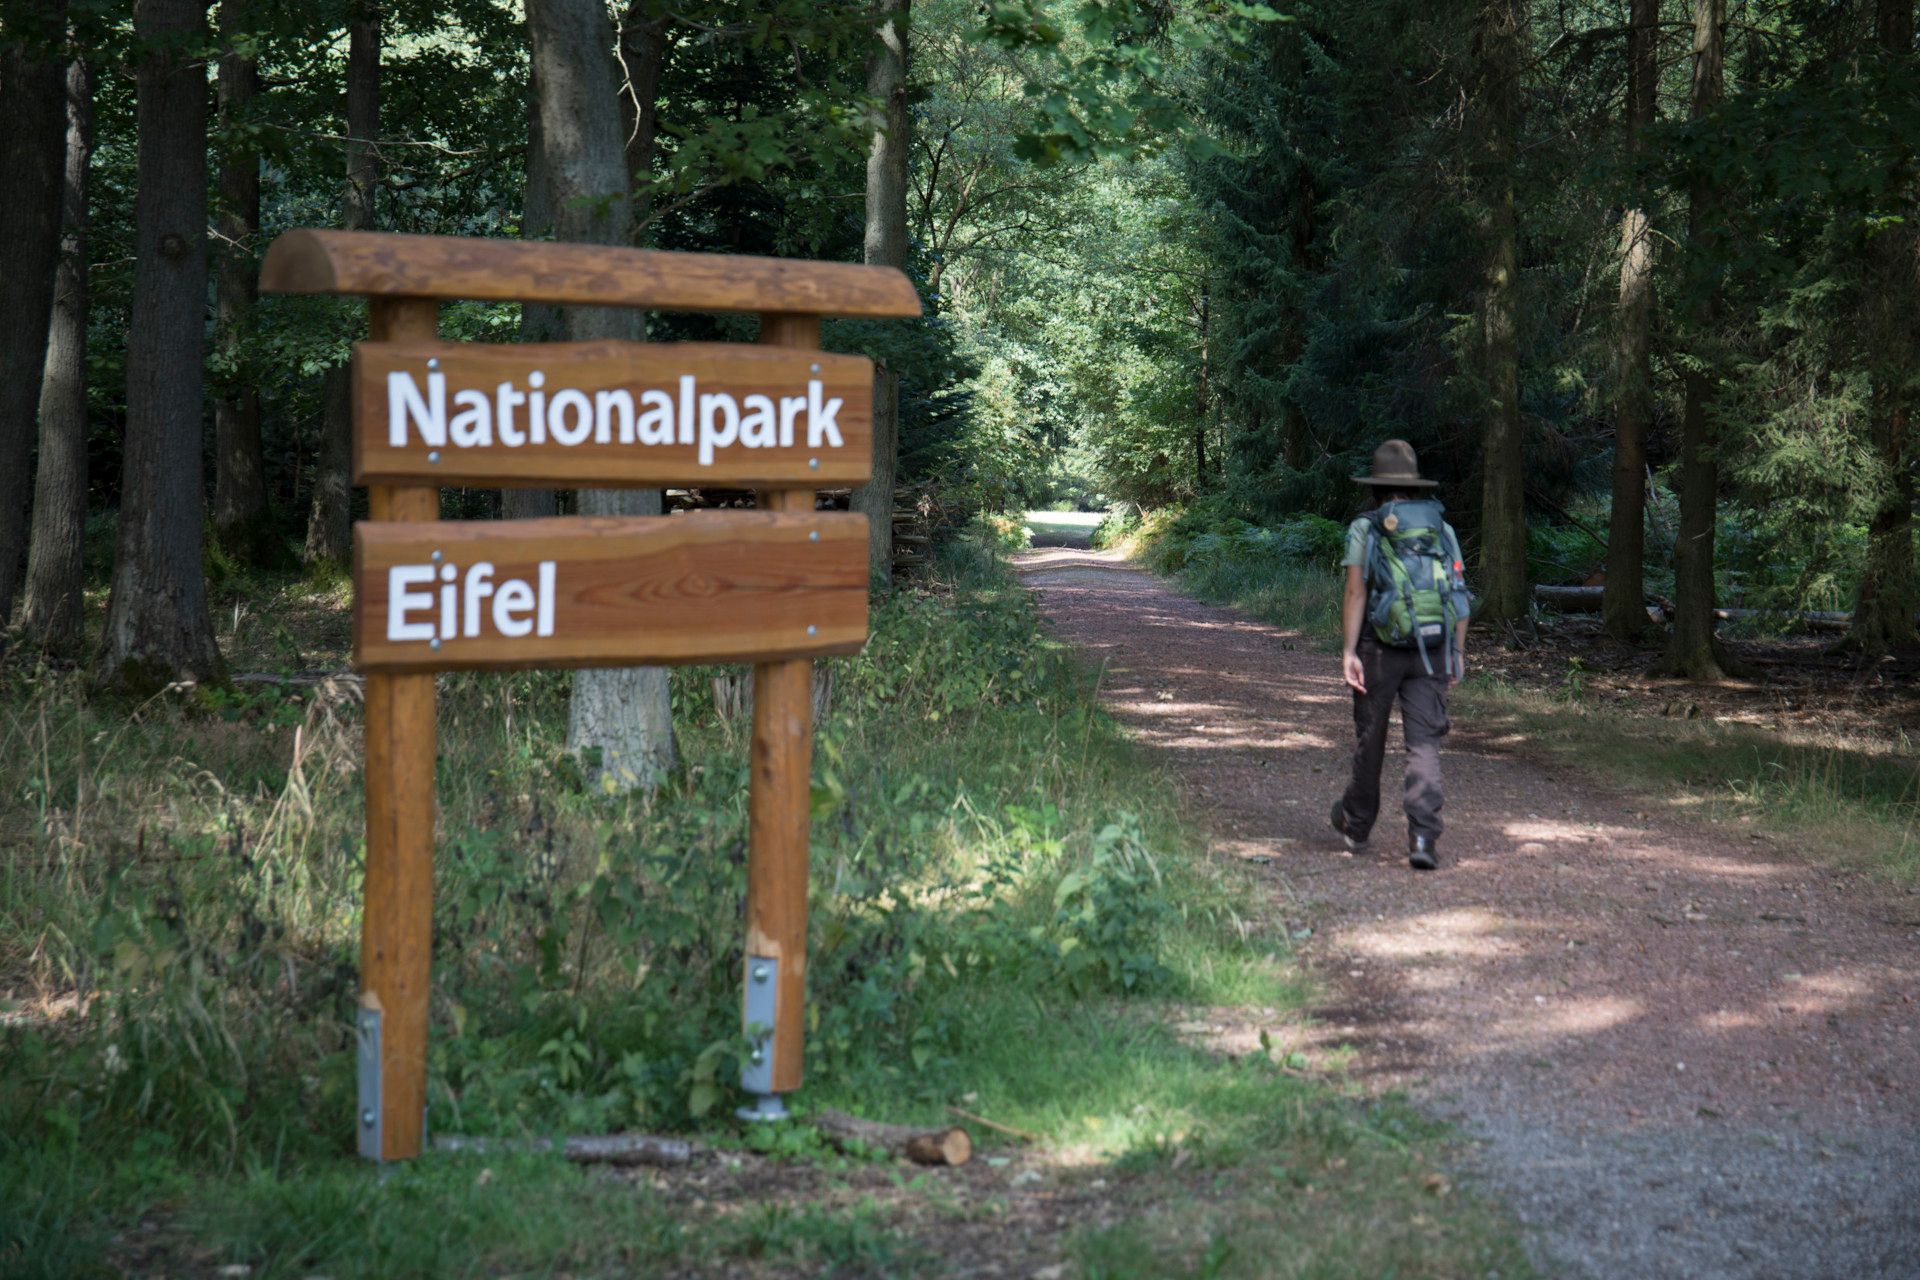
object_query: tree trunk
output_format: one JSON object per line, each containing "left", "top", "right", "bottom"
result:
{"left": 851, "top": 0, "right": 909, "bottom": 587}
{"left": 1473, "top": 0, "right": 1529, "bottom": 625}
{"left": 1602, "top": 0, "right": 1659, "bottom": 642}
{"left": 304, "top": 5, "right": 380, "bottom": 567}
{"left": 813, "top": 1110, "right": 972, "bottom": 1166}
{"left": 1193, "top": 287, "right": 1210, "bottom": 491}
{"left": 0, "top": 0, "right": 71, "bottom": 627}
{"left": 99, "top": 0, "right": 225, "bottom": 692}
{"left": 617, "top": 0, "right": 667, "bottom": 222}
{"left": 20, "top": 58, "right": 93, "bottom": 656}
{"left": 1656, "top": 0, "right": 1730, "bottom": 680}
{"left": 527, "top": 0, "right": 675, "bottom": 788}
{"left": 211, "top": 0, "right": 273, "bottom": 565}
{"left": 507, "top": 58, "right": 560, "bottom": 520}
{"left": 1846, "top": 0, "right": 1919, "bottom": 655}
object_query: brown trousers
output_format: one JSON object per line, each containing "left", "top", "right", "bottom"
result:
{"left": 1337, "top": 637, "right": 1451, "bottom": 843}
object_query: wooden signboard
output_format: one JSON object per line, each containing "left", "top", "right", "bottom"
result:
{"left": 353, "top": 340, "right": 874, "bottom": 488}
{"left": 352, "top": 512, "right": 868, "bottom": 671}
{"left": 260, "top": 229, "right": 921, "bottom": 1163}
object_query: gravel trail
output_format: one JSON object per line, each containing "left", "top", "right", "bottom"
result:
{"left": 1015, "top": 543, "right": 1920, "bottom": 1280}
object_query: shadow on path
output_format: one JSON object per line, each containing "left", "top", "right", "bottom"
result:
{"left": 1014, "top": 546, "right": 1920, "bottom": 1280}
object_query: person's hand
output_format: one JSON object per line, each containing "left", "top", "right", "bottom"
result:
{"left": 1343, "top": 651, "right": 1366, "bottom": 693}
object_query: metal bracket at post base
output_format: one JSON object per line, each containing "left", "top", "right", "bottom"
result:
{"left": 736, "top": 954, "right": 788, "bottom": 1121}
{"left": 356, "top": 1005, "right": 384, "bottom": 1160}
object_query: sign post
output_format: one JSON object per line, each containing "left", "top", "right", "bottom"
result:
{"left": 261, "top": 231, "right": 920, "bottom": 1159}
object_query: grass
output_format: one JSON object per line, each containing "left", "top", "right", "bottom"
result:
{"left": 1123, "top": 515, "right": 1920, "bottom": 884}
{"left": 0, "top": 538, "right": 1527, "bottom": 1278}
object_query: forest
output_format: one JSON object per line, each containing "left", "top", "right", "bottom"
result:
{"left": 3, "top": 0, "right": 1916, "bottom": 679}
{"left": 2, "top": 0, "right": 1917, "bottom": 1276}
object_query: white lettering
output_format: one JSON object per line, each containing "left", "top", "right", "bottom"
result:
{"left": 449, "top": 389, "right": 492, "bottom": 447}
{"left": 779, "top": 396, "right": 805, "bottom": 448}
{"left": 807, "top": 379, "right": 844, "bottom": 449}
{"left": 387, "top": 565, "right": 437, "bottom": 642}
{"left": 439, "top": 563, "right": 457, "bottom": 639}
{"left": 549, "top": 389, "right": 592, "bottom": 446}
{"left": 496, "top": 381, "right": 527, "bottom": 446}
{"left": 741, "top": 394, "right": 777, "bottom": 448}
{"left": 462, "top": 562, "right": 495, "bottom": 637}
{"left": 537, "top": 561, "right": 556, "bottom": 637}
{"left": 596, "top": 389, "right": 633, "bottom": 444}
{"left": 493, "top": 579, "right": 536, "bottom": 637}
{"left": 637, "top": 390, "right": 674, "bottom": 445}
{"left": 678, "top": 375, "right": 696, "bottom": 445}
{"left": 387, "top": 370, "right": 446, "bottom": 447}
{"left": 527, "top": 371, "right": 547, "bottom": 445}
{"left": 698, "top": 392, "right": 740, "bottom": 467}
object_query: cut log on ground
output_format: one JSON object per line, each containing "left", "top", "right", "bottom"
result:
{"left": 432, "top": 1132, "right": 695, "bottom": 1166}
{"left": 1529, "top": 585, "right": 1900, "bottom": 633}
{"left": 812, "top": 1109, "right": 972, "bottom": 1166}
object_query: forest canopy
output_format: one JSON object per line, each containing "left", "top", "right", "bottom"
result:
{"left": 0, "top": 0, "right": 1915, "bottom": 682}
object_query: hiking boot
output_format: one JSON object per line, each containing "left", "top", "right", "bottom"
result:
{"left": 1408, "top": 835, "right": 1439, "bottom": 871}
{"left": 1330, "top": 801, "right": 1368, "bottom": 854}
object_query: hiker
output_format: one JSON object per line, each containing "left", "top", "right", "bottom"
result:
{"left": 1329, "top": 440, "right": 1472, "bottom": 871}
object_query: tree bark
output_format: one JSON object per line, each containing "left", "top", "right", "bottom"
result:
{"left": 813, "top": 1110, "right": 972, "bottom": 1166}
{"left": 0, "top": 0, "right": 71, "bottom": 627}
{"left": 305, "top": 5, "right": 380, "bottom": 567}
{"left": 1194, "top": 286, "right": 1210, "bottom": 490}
{"left": 1602, "top": 0, "right": 1659, "bottom": 642}
{"left": 527, "top": 0, "right": 675, "bottom": 789}
{"left": 851, "top": 0, "right": 909, "bottom": 587}
{"left": 1656, "top": 0, "right": 1730, "bottom": 680}
{"left": 20, "top": 58, "right": 93, "bottom": 655}
{"left": 211, "top": 0, "right": 272, "bottom": 565}
{"left": 99, "top": 0, "right": 225, "bottom": 691}
{"left": 506, "top": 57, "right": 560, "bottom": 521}
{"left": 617, "top": 0, "right": 667, "bottom": 223}
{"left": 1473, "top": 0, "right": 1529, "bottom": 625}
{"left": 1846, "top": 0, "right": 1919, "bottom": 655}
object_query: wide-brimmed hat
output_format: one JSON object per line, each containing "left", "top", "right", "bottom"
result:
{"left": 1353, "top": 439, "right": 1437, "bottom": 488}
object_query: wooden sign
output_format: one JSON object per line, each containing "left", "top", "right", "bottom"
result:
{"left": 353, "top": 340, "right": 874, "bottom": 488}
{"left": 352, "top": 511, "right": 868, "bottom": 672}
{"left": 261, "top": 229, "right": 922, "bottom": 1160}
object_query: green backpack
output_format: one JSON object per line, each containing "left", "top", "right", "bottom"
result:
{"left": 1362, "top": 498, "right": 1471, "bottom": 675}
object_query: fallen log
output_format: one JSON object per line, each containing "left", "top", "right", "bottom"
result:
{"left": 1528, "top": 586, "right": 1897, "bottom": 632}
{"left": 432, "top": 1132, "right": 695, "bottom": 1166}
{"left": 812, "top": 1110, "right": 972, "bottom": 1166}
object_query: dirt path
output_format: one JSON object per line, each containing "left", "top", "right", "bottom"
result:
{"left": 1015, "top": 543, "right": 1920, "bottom": 1280}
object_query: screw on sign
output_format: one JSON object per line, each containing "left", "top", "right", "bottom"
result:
{"left": 260, "top": 230, "right": 921, "bottom": 1159}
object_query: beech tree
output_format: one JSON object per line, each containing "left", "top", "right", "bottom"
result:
{"left": 99, "top": 0, "right": 224, "bottom": 690}
{"left": 1473, "top": 0, "right": 1529, "bottom": 626}
{"left": 526, "top": 0, "right": 675, "bottom": 789}
{"left": 852, "top": 0, "right": 910, "bottom": 585}
{"left": 503, "top": 61, "right": 559, "bottom": 522}
{"left": 1602, "top": 0, "right": 1660, "bottom": 642}
{"left": 20, "top": 58, "right": 93, "bottom": 655}
{"left": 0, "top": 0, "right": 70, "bottom": 627}
{"left": 305, "top": 2, "right": 381, "bottom": 567}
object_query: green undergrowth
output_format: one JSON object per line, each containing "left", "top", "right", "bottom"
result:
{"left": 1118, "top": 505, "right": 1918, "bottom": 884}
{"left": 1104, "top": 502, "right": 1346, "bottom": 650}
{"left": 1, "top": 539, "right": 1524, "bottom": 1278}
